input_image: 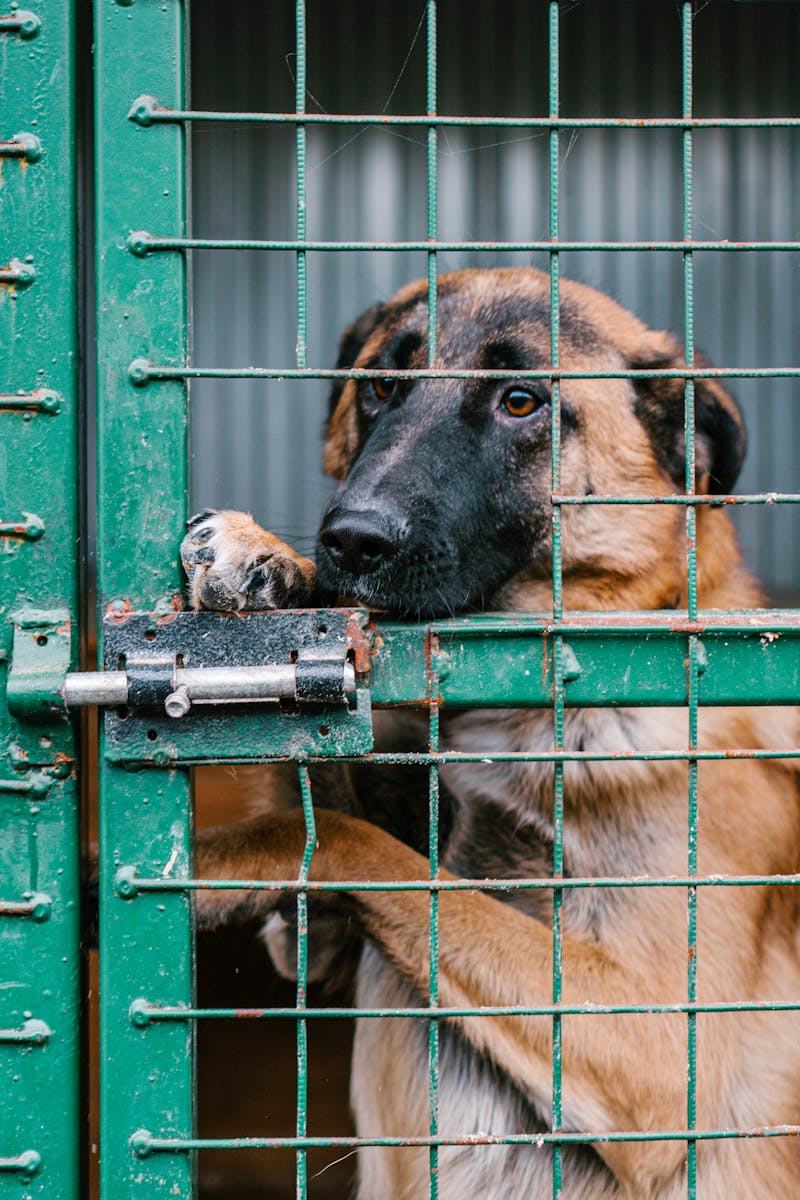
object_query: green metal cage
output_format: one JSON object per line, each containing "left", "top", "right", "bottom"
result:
{"left": 2, "top": 3, "right": 800, "bottom": 1198}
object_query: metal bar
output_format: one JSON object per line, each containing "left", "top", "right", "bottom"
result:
{"left": 0, "top": 259, "right": 35, "bottom": 286}
{"left": 0, "top": 390, "right": 61, "bottom": 415}
{"left": 371, "top": 617, "right": 800, "bottom": 710}
{"left": 128, "top": 364, "right": 800, "bottom": 383}
{"left": 62, "top": 672, "right": 129, "bottom": 706}
{"left": 425, "top": 7, "right": 440, "bottom": 1193}
{"left": 0, "top": 1152, "right": 41, "bottom": 1176}
{"left": 122, "top": 873, "right": 800, "bottom": 895}
{"left": 0, "top": 132, "right": 41, "bottom": 161}
{"left": 127, "top": 102, "right": 800, "bottom": 130}
{"left": 295, "top": 763, "right": 313, "bottom": 1200}
{"left": 548, "top": 8, "right": 564, "bottom": 1193}
{"left": 295, "top": 12, "right": 310, "bottom": 1188}
{"left": 0, "top": 894, "right": 51, "bottom": 920}
{"left": 424, "top": 610, "right": 800, "bottom": 632}
{"left": 0, "top": 775, "right": 51, "bottom": 798}
{"left": 427, "top": 642, "right": 441, "bottom": 1200}
{"left": 128, "top": 234, "right": 800, "bottom": 254}
{"left": 552, "top": 494, "right": 800, "bottom": 505}
{"left": 62, "top": 664, "right": 357, "bottom": 709}
{"left": 295, "top": 0, "right": 307, "bottom": 377}
{"left": 94, "top": 2, "right": 193, "bottom": 1197}
{"left": 117, "top": 747, "right": 800, "bottom": 764}
{"left": 0, "top": 11, "right": 40, "bottom": 39}
{"left": 682, "top": 9, "right": 698, "bottom": 1193}
{"left": 133, "top": 1000, "right": 800, "bottom": 1021}
{"left": 0, "top": 1020, "right": 50, "bottom": 1045}
{"left": 130, "top": 1126, "right": 800, "bottom": 1152}
{"left": 114, "top": 748, "right": 800, "bottom": 765}
{"left": 0, "top": 514, "right": 44, "bottom": 539}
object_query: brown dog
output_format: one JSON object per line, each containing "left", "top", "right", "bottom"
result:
{"left": 184, "top": 269, "right": 800, "bottom": 1199}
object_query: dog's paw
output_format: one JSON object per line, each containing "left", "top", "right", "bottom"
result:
{"left": 262, "top": 906, "right": 358, "bottom": 986}
{"left": 181, "top": 509, "right": 315, "bottom": 611}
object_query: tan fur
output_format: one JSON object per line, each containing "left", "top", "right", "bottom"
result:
{"left": 191, "top": 270, "right": 800, "bottom": 1198}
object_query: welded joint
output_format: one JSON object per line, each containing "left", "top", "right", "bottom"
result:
{"left": 127, "top": 94, "right": 172, "bottom": 126}
{"left": 0, "top": 259, "right": 35, "bottom": 288}
{"left": 0, "top": 11, "right": 40, "bottom": 38}
{"left": 559, "top": 643, "right": 582, "bottom": 682}
{"left": 0, "top": 773, "right": 52, "bottom": 798}
{"left": 0, "top": 892, "right": 52, "bottom": 921}
{"left": 128, "top": 357, "right": 151, "bottom": 387}
{"left": 130, "top": 1130, "right": 153, "bottom": 1158}
{"left": 129, "top": 998, "right": 153, "bottom": 1028}
{"left": 0, "top": 390, "right": 61, "bottom": 416}
{"left": 692, "top": 639, "right": 708, "bottom": 675}
{"left": 127, "top": 230, "right": 154, "bottom": 257}
{"left": 114, "top": 865, "right": 140, "bottom": 900}
{"left": 0, "top": 1018, "right": 51, "bottom": 1046}
{"left": 0, "top": 132, "right": 42, "bottom": 162}
{"left": 0, "top": 1151, "right": 41, "bottom": 1176}
{"left": 0, "top": 513, "right": 44, "bottom": 540}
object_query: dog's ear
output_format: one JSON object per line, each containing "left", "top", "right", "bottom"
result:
{"left": 629, "top": 331, "right": 746, "bottom": 495}
{"left": 327, "top": 302, "right": 386, "bottom": 417}
{"left": 324, "top": 302, "right": 385, "bottom": 480}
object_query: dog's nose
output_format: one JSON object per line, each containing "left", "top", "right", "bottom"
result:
{"left": 319, "top": 508, "right": 402, "bottom": 575}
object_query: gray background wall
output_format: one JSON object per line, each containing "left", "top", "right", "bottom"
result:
{"left": 190, "top": 0, "right": 800, "bottom": 600}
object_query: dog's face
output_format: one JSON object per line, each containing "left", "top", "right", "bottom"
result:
{"left": 316, "top": 268, "right": 746, "bottom": 617}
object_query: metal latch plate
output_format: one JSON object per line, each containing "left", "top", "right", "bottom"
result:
{"left": 102, "top": 608, "right": 373, "bottom": 763}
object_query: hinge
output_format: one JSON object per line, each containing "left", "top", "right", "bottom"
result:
{"left": 6, "top": 609, "right": 71, "bottom": 721}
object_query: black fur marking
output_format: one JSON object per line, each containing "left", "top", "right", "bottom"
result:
{"left": 632, "top": 350, "right": 746, "bottom": 495}
{"left": 327, "top": 301, "right": 386, "bottom": 417}
{"left": 480, "top": 337, "right": 534, "bottom": 373}
{"left": 386, "top": 329, "right": 424, "bottom": 370}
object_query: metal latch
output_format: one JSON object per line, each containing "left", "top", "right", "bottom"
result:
{"left": 9, "top": 608, "right": 374, "bottom": 762}
{"left": 65, "top": 659, "right": 357, "bottom": 718}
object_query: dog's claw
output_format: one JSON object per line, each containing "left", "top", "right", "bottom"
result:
{"left": 186, "top": 507, "right": 218, "bottom": 531}
{"left": 182, "top": 543, "right": 215, "bottom": 567}
{"left": 242, "top": 562, "right": 270, "bottom": 594}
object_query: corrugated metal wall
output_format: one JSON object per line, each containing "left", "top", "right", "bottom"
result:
{"left": 190, "top": 0, "right": 800, "bottom": 599}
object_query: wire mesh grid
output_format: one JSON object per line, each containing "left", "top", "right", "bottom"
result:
{"left": 116, "top": 2, "right": 800, "bottom": 1197}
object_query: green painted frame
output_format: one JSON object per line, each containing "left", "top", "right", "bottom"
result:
{"left": 0, "top": 5, "right": 81, "bottom": 1197}
{"left": 94, "top": 2, "right": 192, "bottom": 1198}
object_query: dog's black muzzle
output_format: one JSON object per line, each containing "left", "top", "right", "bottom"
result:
{"left": 315, "top": 392, "right": 545, "bottom": 618}
{"left": 319, "top": 505, "right": 406, "bottom": 578}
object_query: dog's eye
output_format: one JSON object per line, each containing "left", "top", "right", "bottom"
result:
{"left": 371, "top": 377, "right": 396, "bottom": 402}
{"left": 501, "top": 387, "right": 544, "bottom": 418}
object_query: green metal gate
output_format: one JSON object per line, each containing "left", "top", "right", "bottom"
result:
{"left": 0, "top": 6, "right": 81, "bottom": 1197}
{"left": 3, "top": 2, "right": 800, "bottom": 1197}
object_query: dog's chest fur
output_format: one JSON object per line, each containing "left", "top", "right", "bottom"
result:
{"left": 350, "top": 705, "right": 687, "bottom": 1199}
{"left": 440, "top": 705, "right": 689, "bottom": 919}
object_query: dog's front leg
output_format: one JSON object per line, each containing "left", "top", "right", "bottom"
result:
{"left": 196, "top": 808, "right": 689, "bottom": 1196}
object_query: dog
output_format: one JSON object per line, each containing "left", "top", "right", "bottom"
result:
{"left": 183, "top": 268, "right": 800, "bottom": 1199}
